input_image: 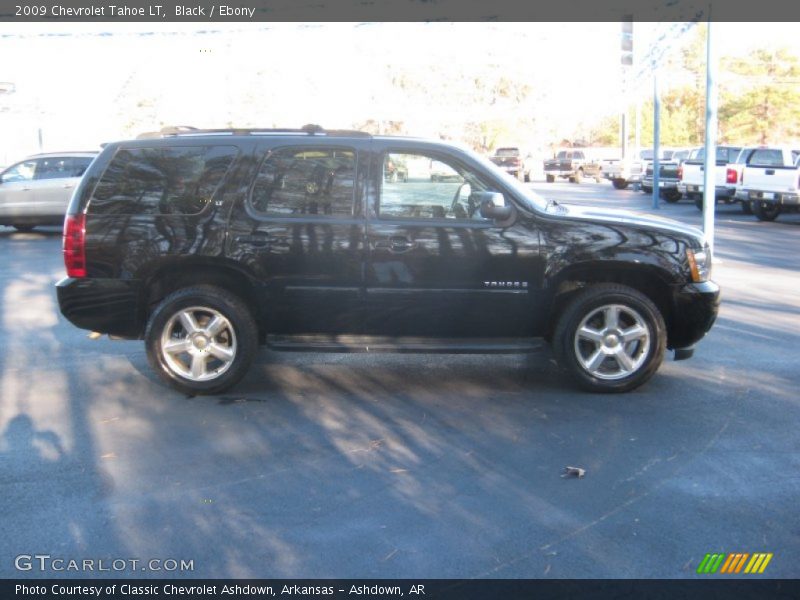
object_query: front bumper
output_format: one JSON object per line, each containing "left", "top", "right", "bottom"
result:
{"left": 668, "top": 280, "right": 720, "bottom": 350}
{"left": 56, "top": 277, "right": 144, "bottom": 339}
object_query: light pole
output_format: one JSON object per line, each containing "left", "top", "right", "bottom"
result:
{"left": 702, "top": 10, "right": 718, "bottom": 253}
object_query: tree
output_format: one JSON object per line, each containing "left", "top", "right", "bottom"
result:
{"left": 719, "top": 48, "right": 800, "bottom": 144}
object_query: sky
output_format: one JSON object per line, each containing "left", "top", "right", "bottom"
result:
{"left": 1, "top": 22, "right": 799, "bottom": 164}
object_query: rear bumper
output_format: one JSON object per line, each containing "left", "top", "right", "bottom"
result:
{"left": 56, "top": 277, "right": 144, "bottom": 338}
{"left": 668, "top": 280, "right": 720, "bottom": 350}
{"left": 745, "top": 190, "right": 800, "bottom": 206}
{"left": 678, "top": 184, "right": 736, "bottom": 198}
{"left": 642, "top": 177, "right": 680, "bottom": 190}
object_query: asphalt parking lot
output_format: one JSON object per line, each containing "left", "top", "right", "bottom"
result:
{"left": 1, "top": 181, "right": 798, "bottom": 579}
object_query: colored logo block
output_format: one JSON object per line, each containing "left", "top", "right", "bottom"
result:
{"left": 697, "top": 552, "right": 773, "bottom": 574}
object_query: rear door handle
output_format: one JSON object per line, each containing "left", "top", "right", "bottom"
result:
{"left": 235, "top": 233, "right": 270, "bottom": 247}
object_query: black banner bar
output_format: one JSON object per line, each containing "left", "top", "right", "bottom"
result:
{"left": 4, "top": 579, "right": 800, "bottom": 600}
{"left": 1, "top": 0, "right": 800, "bottom": 22}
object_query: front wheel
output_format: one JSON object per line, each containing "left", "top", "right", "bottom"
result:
{"left": 612, "top": 179, "right": 628, "bottom": 190}
{"left": 145, "top": 285, "right": 258, "bottom": 395}
{"left": 752, "top": 201, "right": 781, "bottom": 222}
{"left": 553, "top": 284, "right": 666, "bottom": 393}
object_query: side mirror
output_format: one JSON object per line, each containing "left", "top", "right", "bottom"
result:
{"left": 479, "top": 192, "right": 514, "bottom": 223}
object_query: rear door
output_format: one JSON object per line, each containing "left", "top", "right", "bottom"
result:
{"left": 33, "top": 156, "right": 94, "bottom": 219}
{"left": 364, "top": 143, "right": 541, "bottom": 338}
{"left": 0, "top": 158, "right": 39, "bottom": 220}
{"left": 226, "top": 139, "right": 368, "bottom": 334}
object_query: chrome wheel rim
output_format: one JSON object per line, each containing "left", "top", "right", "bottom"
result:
{"left": 160, "top": 306, "right": 237, "bottom": 382}
{"left": 573, "top": 304, "right": 650, "bottom": 381}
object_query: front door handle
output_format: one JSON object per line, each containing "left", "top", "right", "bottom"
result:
{"left": 235, "top": 233, "right": 270, "bottom": 247}
{"left": 373, "top": 236, "right": 416, "bottom": 253}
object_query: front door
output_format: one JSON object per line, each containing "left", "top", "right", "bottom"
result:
{"left": 364, "top": 145, "right": 541, "bottom": 338}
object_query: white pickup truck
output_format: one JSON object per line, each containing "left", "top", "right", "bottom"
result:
{"left": 738, "top": 146, "right": 800, "bottom": 221}
{"left": 678, "top": 145, "right": 742, "bottom": 210}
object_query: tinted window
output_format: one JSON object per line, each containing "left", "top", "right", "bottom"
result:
{"left": 1, "top": 160, "right": 37, "bottom": 183}
{"left": 377, "top": 151, "right": 494, "bottom": 220}
{"left": 36, "top": 156, "right": 94, "bottom": 180}
{"left": 249, "top": 147, "right": 356, "bottom": 217}
{"left": 748, "top": 149, "right": 784, "bottom": 167}
{"left": 90, "top": 146, "right": 237, "bottom": 215}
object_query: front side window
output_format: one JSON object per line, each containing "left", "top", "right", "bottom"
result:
{"left": 89, "top": 146, "right": 237, "bottom": 215}
{"left": 378, "top": 152, "right": 493, "bottom": 220}
{"left": 1, "top": 160, "right": 37, "bottom": 184}
{"left": 249, "top": 147, "right": 356, "bottom": 217}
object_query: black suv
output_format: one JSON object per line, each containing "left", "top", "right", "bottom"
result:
{"left": 56, "top": 126, "right": 719, "bottom": 394}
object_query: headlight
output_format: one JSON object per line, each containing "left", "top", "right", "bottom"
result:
{"left": 687, "top": 246, "right": 712, "bottom": 282}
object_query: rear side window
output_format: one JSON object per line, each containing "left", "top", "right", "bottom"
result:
{"left": 36, "top": 156, "right": 94, "bottom": 180}
{"left": 249, "top": 146, "right": 356, "bottom": 217}
{"left": 0, "top": 160, "right": 37, "bottom": 183}
{"left": 89, "top": 146, "right": 237, "bottom": 215}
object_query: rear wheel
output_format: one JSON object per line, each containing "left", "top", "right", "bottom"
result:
{"left": 553, "top": 284, "right": 666, "bottom": 393}
{"left": 752, "top": 201, "right": 781, "bottom": 222}
{"left": 663, "top": 189, "right": 682, "bottom": 203}
{"left": 612, "top": 179, "right": 628, "bottom": 190}
{"left": 546, "top": 174, "right": 555, "bottom": 183}
{"left": 145, "top": 285, "right": 258, "bottom": 395}
{"left": 740, "top": 200, "right": 753, "bottom": 215}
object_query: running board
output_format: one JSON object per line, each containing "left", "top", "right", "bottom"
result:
{"left": 266, "top": 334, "right": 545, "bottom": 354}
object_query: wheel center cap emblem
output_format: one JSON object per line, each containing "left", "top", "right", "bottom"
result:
{"left": 604, "top": 334, "right": 620, "bottom": 347}
{"left": 193, "top": 335, "right": 209, "bottom": 349}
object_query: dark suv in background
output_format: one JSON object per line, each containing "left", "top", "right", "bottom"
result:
{"left": 57, "top": 126, "right": 719, "bottom": 395}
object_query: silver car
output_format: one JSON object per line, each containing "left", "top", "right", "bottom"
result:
{"left": 0, "top": 151, "right": 97, "bottom": 231}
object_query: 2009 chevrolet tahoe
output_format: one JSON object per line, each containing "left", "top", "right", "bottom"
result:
{"left": 56, "top": 125, "right": 719, "bottom": 395}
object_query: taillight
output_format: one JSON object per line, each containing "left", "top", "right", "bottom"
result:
{"left": 63, "top": 213, "right": 87, "bottom": 278}
{"left": 726, "top": 168, "right": 738, "bottom": 184}
{"left": 677, "top": 165, "right": 683, "bottom": 181}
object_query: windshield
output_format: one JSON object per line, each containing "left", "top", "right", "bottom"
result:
{"left": 465, "top": 147, "right": 549, "bottom": 212}
{"left": 495, "top": 148, "right": 520, "bottom": 157}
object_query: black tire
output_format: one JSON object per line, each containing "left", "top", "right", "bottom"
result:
{"left": 145, "top": 285, "right": 258, "bottom": 395}
{"left": 752, "top": 201, "right": 781, "bottom": 222}
{"left": 694, "top": 196, "right": 704, "bottom": 210}
{"left": 13, "top": 225, "right": 35, "bottom": 232}
{"left": 641, "top": 186, "right": 652, "bottom": 195}
{"left": 663, "top": 189, "right": 682, "bottom": 203}
{"left": 524, "top": 171, "right": 531, "bottom": 183}
{"left": 546, "top": 174, "right": 555, "bottom": 183}
{"left": 741, "top": 200, "right": 753, "bottom": 215}
{"left": 612, "top": 179, "right": 628, "bottom": 190}
{"left": 552, "top": 284, "right": 666, "bottom": 393}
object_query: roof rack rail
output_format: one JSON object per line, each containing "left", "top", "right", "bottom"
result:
{"left": 139, "top": 124, "right": 372, "bottom": 139}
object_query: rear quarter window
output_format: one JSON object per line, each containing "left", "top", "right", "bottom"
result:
{"left": 88, "top": 146, "right": 238, "bottom": 215}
